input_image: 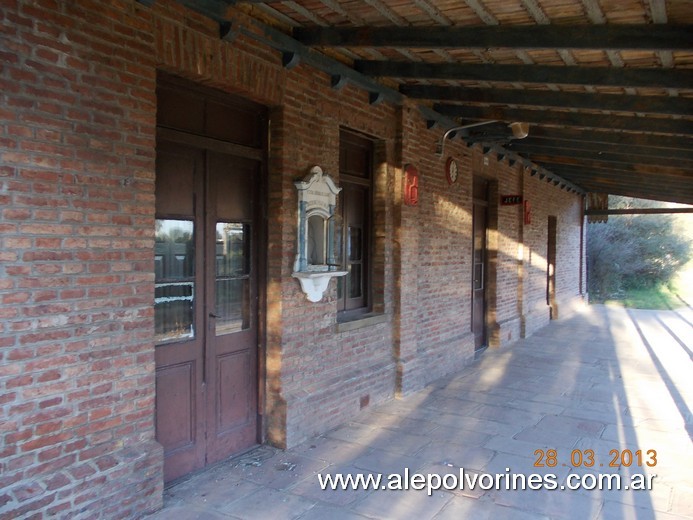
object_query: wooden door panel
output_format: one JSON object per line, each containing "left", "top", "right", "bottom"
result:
{"left": 155, "top": 362, "right": 196, "bottom": 451}
{"left": 472, "top": 203, "right": 487, "bottom": 349}
{"left": 205, "top": 151, "right": 259, "bottom": 466}
{"left": 155, "top": 142, "right": 206, "bottom": 483}
{"left": 155, "top": 145, "right": 196, "bottom": 217}
{"left": 216, "top": 351, "right": 252, "bottom": 433}
{"left": 471, "top": 178, "right": 489, "bottom": 350}
{"left": 155, "top": 355, "right": 206, "bottom": 482}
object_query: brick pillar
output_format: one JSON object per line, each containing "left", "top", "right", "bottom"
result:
{"left": 393, "top": 102, "right": 421, "bottom": 395}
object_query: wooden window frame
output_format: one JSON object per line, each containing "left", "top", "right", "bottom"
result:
{"left": 337, "top": 130, "right": 374, "bottom": 320}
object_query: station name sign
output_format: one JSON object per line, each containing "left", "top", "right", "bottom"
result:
{"left": 500, "top": 195, "right": 523, "bottom": 205}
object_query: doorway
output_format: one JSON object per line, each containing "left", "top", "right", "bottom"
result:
{"left": 154, "top": 79, "right": 265, "bottom": 483}
{"left": 472, "top": 178, "right": 489, "bottom": 350}
{"left": 547, "top": 215, "right": 557, "bottom": 319}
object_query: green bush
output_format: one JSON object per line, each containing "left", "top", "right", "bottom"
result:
{"left": 587, "top": 196, "right": 692, "bottom": 300}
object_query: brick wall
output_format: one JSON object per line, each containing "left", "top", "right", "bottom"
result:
{"left": 1, "top": 0, "right": 586, "bottom": 517}
{"left": 1, "top": 1, "right": 162, "bottom": 518}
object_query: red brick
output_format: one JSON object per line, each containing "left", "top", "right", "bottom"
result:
{"left": 44, "top": 473, "right": 70, "bottom": 491}
{"left": 12, "top": 482, "right": 44, "bottom": 502}
{"left": 6, "top": 375, "right": 33, "bottom": 389}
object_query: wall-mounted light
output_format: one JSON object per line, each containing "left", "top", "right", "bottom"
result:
{"left": 509, "top": 122, "right": 530, "bottom": 139}
{"left": 435, "top": 120, "right": 498, "bottom": 157}
{"left": 435, "top": 120, "right": 530, "bottom": 157}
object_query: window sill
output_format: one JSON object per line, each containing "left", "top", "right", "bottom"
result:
{"left": 335, "top": 312, "right": 388, "bottom": 333}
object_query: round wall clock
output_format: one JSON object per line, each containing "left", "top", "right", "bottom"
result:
{"left": 445, "top": 156, "right": 458, "bottom": 185}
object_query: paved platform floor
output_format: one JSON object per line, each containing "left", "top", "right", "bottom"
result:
{"left": 145, "top": 304, "right": 693, "bottom": 520}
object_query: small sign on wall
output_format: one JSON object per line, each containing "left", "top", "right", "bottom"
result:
{"left": 500, "top": 194, "right": 523, "bottom": 205}
{"left": 524, "top": 200, "right": 532, "bottom": 224}
{"left": 404, "top": 164, "right": 419, "bottom": 206}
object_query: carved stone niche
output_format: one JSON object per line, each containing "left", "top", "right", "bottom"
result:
{"left": 292, "top": 166, "right": 347, "bottom": 302}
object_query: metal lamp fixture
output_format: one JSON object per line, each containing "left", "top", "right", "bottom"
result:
{"left": 509, "top": 121, "right": 530, "bottom": 139}
{"left": 435, "top": 120, "right": 530, "bottom": 156}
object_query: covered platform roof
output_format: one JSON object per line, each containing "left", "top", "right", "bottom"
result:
{"left": 160, "top": 0, "right": 692, "bottom": 204}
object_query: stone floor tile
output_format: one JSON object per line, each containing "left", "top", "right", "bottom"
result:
{"left": 599, "top": 500, "right": 685, "bottom": 520}
{"left": 433, "top": 414, "right": 525, "bottom": 437}
{"left": 480, "top": 452, "right": 537, "bottom": 475}
{"left": 363, "top": 429, "right": 433, "bottom": 456}
{"left": 295, "top": 504, "right": 373, "bottom": 520}
{"left": 465, "top": 403, "right": 545, "bottom": 427}
{"left": 414, "top": 463, "right": 489, "bottom": 499}
{"left": 350, "top": 447, "right": 428, "bottom": 475}
{"left": 483, "top": 434, "right": 553, "bottom": 459}
{"left": 234, "top": 452, "right": 330, "bottom": 491}
{"left": 577, "top": 476, "right": 673, "bottom": 514}
{"left": 291, "top": 436, "right": 369, "bottom": 464}
{"left": 425, "top": 425, "right": 493, "bottom": 447}
{"left": 365, "top": 413, "right": 441, "bottom": 436}
{"left": 424, "top": 396, "right": 483, "bottom": 416}
{"left": 514, "top": 413, "right": 606, "bottom": 448}
{"left": 172, "top": 479, "right": 264, "bottom": 512}
{"left": 669, "top": 485, "right": 693, "bottom": 518}
{"left": 350, "top": 489, "right": 453, "bottom": 520}
{"left": 326, "top": 422, "right": 382, "bottom": 445}
{"left": 433, "top": 496, "right": 550, "bottom": 520}
{"left": 144, "top": 506, "right": 236, "bottom": 520}
{"left": 413, "top": 442, "right": 495, "bottom": 471}
{"left": 289, "top": 463, "right": 375, "bottom": 507}
{"left": 489, "top": 487, "right": 604, "bottom": 520}
{"left": 217, "top": 488, "right": 315, "bottom": 520}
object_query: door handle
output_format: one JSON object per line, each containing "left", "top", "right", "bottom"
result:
{"left": 209, "top": 313, "right": 220, "bottom": 318}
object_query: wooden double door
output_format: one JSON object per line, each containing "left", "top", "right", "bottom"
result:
{"left": 471, "top": 178, "right": 489, "bottom": 350}
{"left": 154, "top": 141, "right": 260, "bottom": 482}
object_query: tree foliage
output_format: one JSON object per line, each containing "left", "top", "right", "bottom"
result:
{"left": 587, "top": 196, "right": 692, "bottom": 298}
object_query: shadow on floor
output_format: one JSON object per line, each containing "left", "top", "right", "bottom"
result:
{"left": 145, "top": 305, "right": 693, "bottom": 520}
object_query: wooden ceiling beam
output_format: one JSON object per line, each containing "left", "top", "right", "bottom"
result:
{"left": 507, "top": 139, "right": 693, "bottom": 161}
{"left": 400, "top": 85, "right": 692, "bottom": 117}
{"left": 585, "top": 208, "right": 693, "bottom": 215}
{"left": 525, "top": 127, "right": 693, "bottom": 151}
{"left": 566, "top": 182, "right": 693, "bottom": 204}
{"left": 551, "top": 175, "right": 693, "bottom": 204}
{"left": 295, "top": 24, "right": 693, "bottom": 51}
{"left": 434, "top": 105, "right": 693, "bottom": 135}
{"left": 355, "top": 61, "right": 693, "bottom": 89}
{"left": 509, "top": 144, "right": 693, "bottom": 166}
{"left": 535, "top": 158, "right": 691, "bottom": 177}
{"left": 547, "top": 172, "right": 692, "bottom": 193}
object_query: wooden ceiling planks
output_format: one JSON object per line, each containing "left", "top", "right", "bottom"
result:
{"left": 225, "top": 0, "right": 692, "bottom": 203}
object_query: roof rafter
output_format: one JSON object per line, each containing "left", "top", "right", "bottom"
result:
{"left": 517, "top": 147, "right": 693, "bottom": 168}
{"left": 400, "top": 85, "right": 692, "bottom": 117}
{"left": 355, "top": 61, "right": 693, "bottom": 89}
{"left": 295, "top": 24, "right": 693, "bottom": 50}
{"left": 524, "top": 127, "right": 693, "bottom": 151}
{"left": 434, "top": 104, "right": 693, "bottom": 135}
{"left": 506, "top": 139, "right": 693, "bottom": 161}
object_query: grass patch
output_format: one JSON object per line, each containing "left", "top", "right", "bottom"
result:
{"left": 603, "top": 285, "right": 680, "bottom": 310}
{"left": 597, "top": 267, "right": 693, "bottom": 310}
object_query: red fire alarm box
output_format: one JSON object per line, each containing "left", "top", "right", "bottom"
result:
{"left": 524, "top": 200, "right": 532, "bottom": 225}
{"left": 404, "top": 164, "right": 419, "bottom": 206}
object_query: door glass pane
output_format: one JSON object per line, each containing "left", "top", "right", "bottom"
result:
{"left": 349, "top": 264, "right": 362, "bottom": 298}
{"left": 216, "top": 223, "right": 249, "bottom": 276}
{"left": 215, "top": 222, "right": 250, "bottom": 336}
{"left": 348, "top": 226, "right": 362, "bottom": 261}
{"left": 155, "top": 219, "right": 195, "bottom": 343}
